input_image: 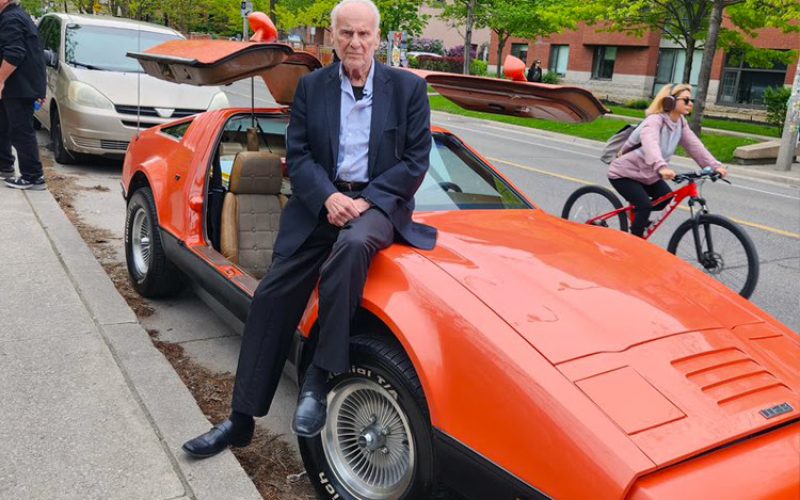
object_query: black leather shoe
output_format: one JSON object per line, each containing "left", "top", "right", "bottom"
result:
{"left": 182, "top": 419, "right": 253, "bottom": 458}
{"left": 292, "top": 391, "right": 328, "bottom": 438}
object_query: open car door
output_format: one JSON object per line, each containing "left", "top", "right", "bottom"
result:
{"left": 128, "top": 40, "right": 321, "bottom": 106}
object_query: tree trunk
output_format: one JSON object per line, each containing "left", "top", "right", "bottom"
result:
{"left": 463, "top": 0, "right": 476, "bottom": 75}
{"left": 682, "top": 38, "right": 695, "bottom": 83}
{"left": 776, "top": 60, "right": 800, "bottom": 171}
{"left": 495, "top": 34, "right": 507, "bottom": 78}
{"left": 691, "top": 0, "right": 724, "bottom": 136}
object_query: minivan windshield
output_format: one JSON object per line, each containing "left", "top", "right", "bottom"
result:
{"left": 65, "top": 24, "right": 180, "bottom": 72}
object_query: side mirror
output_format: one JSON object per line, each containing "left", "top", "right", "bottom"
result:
{"left": 42, "top": 49, "right": 58, "bottom": 69}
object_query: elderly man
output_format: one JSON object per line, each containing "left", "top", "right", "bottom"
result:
{"left": 183, "top": 0, "right": 435, "bottom": 458}
{"left": 0, "top": 0, "right": 46, "bottom": 190}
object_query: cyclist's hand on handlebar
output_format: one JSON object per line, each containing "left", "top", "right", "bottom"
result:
{"left": 715, "top": 166, "right": 728, "bottom": 178}
{"left": 659, "top": 168, "right": 677, "bottom": 181}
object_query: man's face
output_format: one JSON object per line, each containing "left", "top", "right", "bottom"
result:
{"left": 333, "top": 3, "right": 380, "bottom": 77}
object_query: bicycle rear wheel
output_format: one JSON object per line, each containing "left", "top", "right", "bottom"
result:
{"left": 667, "top": 214, "right": 759, "bottom": 299}
{"left": 562, "top": 185, "right": 629, "bottom": 232}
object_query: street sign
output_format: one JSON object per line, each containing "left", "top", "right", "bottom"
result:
{"left": 240, "top": 0, "right": 253, "bottom": 16}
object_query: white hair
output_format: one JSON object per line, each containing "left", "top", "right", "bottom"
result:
{"left": 331, "top": 0, "right": 381, "bottom": 32}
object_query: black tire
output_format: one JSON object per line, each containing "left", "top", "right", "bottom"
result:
{"left": 667, "top": 214, "right": 759, "bottom": 299}
{"left": 299, "top": 335, "right": 436, "bottom": 500}
{"left": 562, "top": 185, "right": 629, "bottom": 232}
{"left": 124, "top": 187, "right": 183, "bottom": 297}
{"left": 51, "top": 108, "right": 76, "bottom": 164}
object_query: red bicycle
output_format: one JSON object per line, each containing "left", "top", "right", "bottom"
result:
{"left": 561, "top": 168, "right": 759, "bottom": 298}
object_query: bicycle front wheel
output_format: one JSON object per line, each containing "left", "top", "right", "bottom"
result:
{"left": 561, "top": 185, "right": 629, "bottom": 232}
{"left": 667, "top": 214, "right": 759, "bottom": 299}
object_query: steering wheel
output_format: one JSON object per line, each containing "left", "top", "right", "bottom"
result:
{"left": 437, "top": 181, "right": 463, "bottom": 193}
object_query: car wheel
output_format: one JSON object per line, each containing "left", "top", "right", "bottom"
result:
{"left": 51, "top": 108, "right": 75, "bottom": 164}
{"left": 125, "top": 187, "right": 183, "bottom": 297}
{"left": 298, "top": 335, "right": 436, "bottom": 500}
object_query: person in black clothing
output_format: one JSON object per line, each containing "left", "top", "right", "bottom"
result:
{"left": 527, "top": 59, "right": 542, "bottom": 83}
{"left": 0, "top": 0, "right": 47, "bottom": 190}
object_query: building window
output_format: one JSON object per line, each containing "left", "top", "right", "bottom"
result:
{"left": 511, "top": 43, "right": 529, "bottom": 63}
{"left": 592, "top": 46, "right": 617, "bottom": 80}
{"left": 653, "top": 48, "right": 704, "bottom": 96}
{"left": 549, "top": 45, "right": 569, "bottom": 76}
{"left": 718, "top": 51, "right": 788, "bottom": 106}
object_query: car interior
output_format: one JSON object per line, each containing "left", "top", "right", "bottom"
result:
{"left": 205, "top": 113, "right": 291, "bottom": 278}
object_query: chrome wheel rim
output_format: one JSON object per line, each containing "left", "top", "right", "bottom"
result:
{"left": 321, "top": 377, "right": 414, "bottom": 499}
{"left": 131, "top": 207, "right": 152, "bottom": 276}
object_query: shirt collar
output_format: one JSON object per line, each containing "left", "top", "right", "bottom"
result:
{"left": 339, "top": 59, "right": 376, "bottom": 99}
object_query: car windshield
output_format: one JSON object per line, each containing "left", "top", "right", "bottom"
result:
{"left": 214, "top": 115, "right": 530, "bottom": 211}
{"left": 415, "top": 134, "right": 530, "bottom": 211}
{"left": 65, "top": 24, "right": 180, "bottom": 72}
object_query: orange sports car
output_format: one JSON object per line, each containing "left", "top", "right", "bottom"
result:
{"left": 121, "top": 32, "right": 799, "bottom": 500}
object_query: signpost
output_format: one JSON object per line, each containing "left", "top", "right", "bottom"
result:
{"left": 241, "top": 0, "right": 253, "bottom": 40}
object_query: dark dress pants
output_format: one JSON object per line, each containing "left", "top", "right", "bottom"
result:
{"left": 609, "top": 177, "right": 672, "bottom": 237}
{"left": 232, "top": 207, "right": 394, "bottom": 417}
{"left": 0, "top": 98, "right": 43, "bottom": 179}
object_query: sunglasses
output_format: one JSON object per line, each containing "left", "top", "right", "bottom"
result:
{"left": 678, "top": 97, "right": 695, "bottom": 105}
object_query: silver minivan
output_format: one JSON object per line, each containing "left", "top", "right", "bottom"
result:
{"left": 34, "top": 14, "right": 229, "bottom": 162}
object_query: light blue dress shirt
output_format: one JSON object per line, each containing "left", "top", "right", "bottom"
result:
{"left": 335, "top": 62, "right": 375, "bottom": 182}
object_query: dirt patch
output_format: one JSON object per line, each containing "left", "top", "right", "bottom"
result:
{"left": 43, "top": 160, "right": 316, "bottom": 499}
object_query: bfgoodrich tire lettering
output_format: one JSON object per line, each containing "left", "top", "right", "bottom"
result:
{"left": 124, "top": 187, "right": 183, "bottom": 297}
{"left": 299, "top": 335, "right": 436, "bottom": 500}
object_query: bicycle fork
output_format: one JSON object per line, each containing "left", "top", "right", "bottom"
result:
{"left": 688, "top": 196, "right": 718, "bottom": 271}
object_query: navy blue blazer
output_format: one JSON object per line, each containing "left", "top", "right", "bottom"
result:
{"left": 276, "top": 61, "right": 437, "bottom": 258}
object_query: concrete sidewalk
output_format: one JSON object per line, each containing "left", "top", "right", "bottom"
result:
{"left": 0, "top": 187, "right": 260, "bottom": 499}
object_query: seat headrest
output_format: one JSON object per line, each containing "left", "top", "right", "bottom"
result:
{"left": 229, "top": 152, "right": 283, "bottom": 195}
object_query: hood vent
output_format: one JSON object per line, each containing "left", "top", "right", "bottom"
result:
{"left": 672, "top": 348, "right": 791, "bottom": 413}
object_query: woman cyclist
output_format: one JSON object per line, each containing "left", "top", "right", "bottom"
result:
{"left": 608, "top": 83, "right": 727, "bottom": 237}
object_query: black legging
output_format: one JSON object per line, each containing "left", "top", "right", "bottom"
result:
{"left": 609, "top": 177, "right": 672, "bottom": 237}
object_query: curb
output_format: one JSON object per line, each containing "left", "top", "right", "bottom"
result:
{"left": 25, "top": 189, "right": 262, "bottom": 500}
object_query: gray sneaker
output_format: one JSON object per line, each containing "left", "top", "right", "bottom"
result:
{"left": 4, "top": 176, "right": 47, "bottom": 191}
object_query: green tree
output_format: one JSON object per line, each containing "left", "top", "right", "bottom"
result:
{"left": 278, "top": 0, "right": 429, "bottom": 39}
{"left": 438, "top": 0, "right": 491, "bottom": 74}
{"left": 485, "top": 0, "right": 576, "bottom": 78}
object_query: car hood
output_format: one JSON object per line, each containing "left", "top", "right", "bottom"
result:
{"left": 416, "top": 210, "right": 800, "bottom": 466}
{"left": 73, "top": 67, "right": 220, "bottom": 110}
{"left": 416, "top": 210, "right": 763, "bottom": 365}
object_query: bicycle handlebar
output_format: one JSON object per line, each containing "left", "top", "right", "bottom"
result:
{"left": 674, "top": 167, "right": 731, "bottom": 184}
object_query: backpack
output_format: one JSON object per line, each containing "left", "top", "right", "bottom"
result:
{"left": 600, "top": 122, "right": 643, "bottom": 164}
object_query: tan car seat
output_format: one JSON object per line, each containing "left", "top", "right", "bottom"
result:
{"left": 220, "top": 151, "right": 284, "bottom": 279}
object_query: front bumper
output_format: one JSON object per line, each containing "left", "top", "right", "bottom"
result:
{"left": 58, "top": 102, "right": 201, "bottom": 157}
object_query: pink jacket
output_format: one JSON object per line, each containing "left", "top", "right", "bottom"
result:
{"left": 608, "top": 113, "right": 721, "bottom": 185}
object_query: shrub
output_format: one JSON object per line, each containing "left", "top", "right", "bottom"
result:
{"left": 541, "top": 71, "right": 561, "bottom": 84}
{"left": 446, "top": 44, "right": 477, "bottom": 60}
{"left": 407, "top": 37, "right": 444, "bottom": 55}
{"left": 416, "top": 55, "right": 465, "bottom": 73}
{"left": 470, "top": 59, "right": 488, "bottom": 76}
{"left": 626, "top": 98, "right": 650, "bottom": 109}
{"left": 763, "top": 85, "right": 791, "bottom": 129}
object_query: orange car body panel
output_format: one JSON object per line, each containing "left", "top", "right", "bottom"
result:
{"left": 122, "top": 110, "right": 799, "bottom": 499}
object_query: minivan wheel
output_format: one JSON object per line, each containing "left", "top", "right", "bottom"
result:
{"left": 298, "top": 335, "right": 436, "bottom": 500}
{"left": 51, "top": 108, "right": 75, "bottom": 164}
{"left": 124, "top": 187, "right": 183, "bottom": 297}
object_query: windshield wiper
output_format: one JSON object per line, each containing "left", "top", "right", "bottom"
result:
{"left": 69, "top": 61, "right": 109, "bottom": 71}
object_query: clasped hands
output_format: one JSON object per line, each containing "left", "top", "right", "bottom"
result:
{"left": 325, "top": 192, "right": 371, "bottom": 227}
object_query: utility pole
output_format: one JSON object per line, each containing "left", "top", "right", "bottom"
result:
{"left": 776, "top": 59, "right": 800, "bottom": 171}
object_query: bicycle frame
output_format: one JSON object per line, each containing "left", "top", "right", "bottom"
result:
{"left": 586, "top": 180, "right": 707, "bottom": 240}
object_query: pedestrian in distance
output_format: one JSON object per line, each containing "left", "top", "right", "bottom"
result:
{"left": 182, "top": 0, "right": 436, "bottom": 458}
{"left": 607, "top": 83, "right": 728, "bottom": 237}
{"left": 0, "top": 0, "right": 47, "bottom": 190}
{"left": 527, "top": 59, "right": 542, "bottom": 83}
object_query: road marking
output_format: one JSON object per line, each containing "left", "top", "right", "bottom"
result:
{"left": 490, "top": 156, "right": 800, "bottom": 240}
{"left": 438, "top": 117, "right": 800, "bottom": 200}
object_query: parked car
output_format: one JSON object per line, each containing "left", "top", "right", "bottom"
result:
{"left": 33, "top": 14, "right": 229, "bottom": 163}
{"left": 122, "top": 36, "right": 799, "bottom": 500}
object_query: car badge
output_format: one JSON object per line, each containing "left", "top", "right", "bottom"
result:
{"left": 155, "top": 108, "right": 175, "bottom": 118}
{"left": 759, "top": 402, "right": 793, "bottom": 419}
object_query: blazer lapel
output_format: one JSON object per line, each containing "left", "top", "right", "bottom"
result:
{"left": 325, "top": 65, "right": 341, "bottom": 178}
{"left": 368, "top": 62, "right": 392, "bottom": 178}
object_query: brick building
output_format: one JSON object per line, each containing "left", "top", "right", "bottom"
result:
{"left": 491, "top": 22, "right": 799, "bottom": 119}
